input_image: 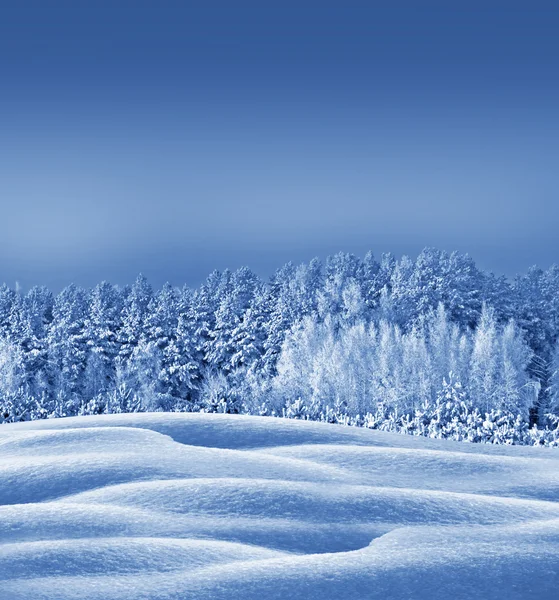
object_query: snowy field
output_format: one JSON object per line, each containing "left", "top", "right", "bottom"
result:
{"left": 1, "top": 413, "right": 559, "bottom": 599}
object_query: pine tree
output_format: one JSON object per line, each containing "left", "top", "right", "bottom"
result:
{"left": 183, "top": 270, "right": 226, "bottom": 392}
{"left": 358, "top": 250, "right": 380, "bottom": 310}
{"left": 0, "top": 337, "right": 26, "bottom": 421}
{"left": 48, "top": 285, "right": 89, "bottom": 408}
{"left": 205, "top": 267, "right": 260, "bottom": 374}
{"left": 84, "top": 282, "right": 123, "bottom": 400}
{"left": 230, "top": 285, "right": 268, "bottom": 373}
{"left": 144, "top": 282, "right": 179, "bottom": 398}
{"left": 0, "top": 284, "right": 17, "bottom": 340}
{"left": 368, "top": 253, "right": 396, "bottom": 311}
{"left": 389, "top": 255, "right": 415, "bottom": 327}
{"left": 409, "top": 247, "right": 447, "bottom": 320}
{"left": 118, "top": 338, "right": 162, "bottom": 411}
{"left": 165, "top": 286, "right": 199, "bottom": 405}
{"left": 444, "top": 251, "right": 483, "bottom": 328}
{"left": 20, "top": 286, "right": 54, "bottom": 400}
{"left": 118, "top": 274, "right": 153, "bottom": 366}
{"left": 317, "top": 252, "right": 361, "bottom": 319}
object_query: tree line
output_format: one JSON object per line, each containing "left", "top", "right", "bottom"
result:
{"left": 1, "top": 248, "right": 559, "bottom": 444}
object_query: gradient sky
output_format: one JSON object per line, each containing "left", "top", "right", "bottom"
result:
{"left": 1, "top": 1, "right": 558, "bottom": 290}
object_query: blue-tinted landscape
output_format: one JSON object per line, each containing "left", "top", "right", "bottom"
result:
{"left": 1, "top": 2, "right": 559, "bottom": 598}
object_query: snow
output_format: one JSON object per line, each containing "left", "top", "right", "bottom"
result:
{"left": 1, "top": 413, "right": 559, "bottom": 598}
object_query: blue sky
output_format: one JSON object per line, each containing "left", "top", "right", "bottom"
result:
{"left": 1, "top": 1, "right": 558, "bottom": 289}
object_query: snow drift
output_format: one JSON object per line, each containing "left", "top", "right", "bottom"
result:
{"left": 1, "top": 413, "right": 559, "bottom": 599}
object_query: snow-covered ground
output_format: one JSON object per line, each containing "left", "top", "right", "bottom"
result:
{"left": 1, "top": 413, "right": 559, "bottom": 599}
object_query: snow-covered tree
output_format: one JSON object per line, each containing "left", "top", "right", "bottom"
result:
{"left": 547, "top": 339, "right": 559, "bottom": 416}
{"left": 494, "top": 320, "right": 534, "bottom": 417}
{"left": 19, "top": 286, "right": 54, "bottom": 399}
{"left": 118, "top": 274, "right": 153, "bottom": 366}
{"left": 0, "top": 338, "right": 25, "bottom": 415}
{"left": 469, "top": 304, "right": 499, "bottom": 413}
{"left": 317, "top": 252, "right": 361, "bottom": 319}
{"left": 205, "top": 267, "right": 260, "bottom": 373}
{"left": 84, "top": 282, "right": 123, "bottom": 400}
{"left": 48, "top": 284, "right": 89, "bottom": 407}
{"left": 388, "top": 255, "right": 415, "bottom": 327}
{"left": 0, "top": 247, "right": 555, "bottom": 444}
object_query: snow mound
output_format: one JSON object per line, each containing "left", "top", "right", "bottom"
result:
{"left": 1, "top": 413, "right": 559, "bottom": 599}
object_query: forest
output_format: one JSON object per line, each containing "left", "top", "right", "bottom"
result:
{"left": 1, "top": 247, "right": 559, "bottom": 445}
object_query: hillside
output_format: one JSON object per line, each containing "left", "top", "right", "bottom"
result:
{"left": 1, "top": 413, "right": 559, "bottom": 599}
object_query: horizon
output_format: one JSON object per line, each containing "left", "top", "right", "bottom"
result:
{"left": 2, "top": 244, "right": 557, "bottom": 294}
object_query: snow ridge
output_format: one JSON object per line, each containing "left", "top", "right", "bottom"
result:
{"left": 1, "top": 413, "right": 559, "bottom": 599}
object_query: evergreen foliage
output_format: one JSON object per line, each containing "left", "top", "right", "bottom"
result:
{"left": 1, "top": 248, "right": 559, "bottom": 445}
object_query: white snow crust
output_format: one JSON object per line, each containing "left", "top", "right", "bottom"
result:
{"left": 1, "top": 413, "right": 559, "bottom": 599}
